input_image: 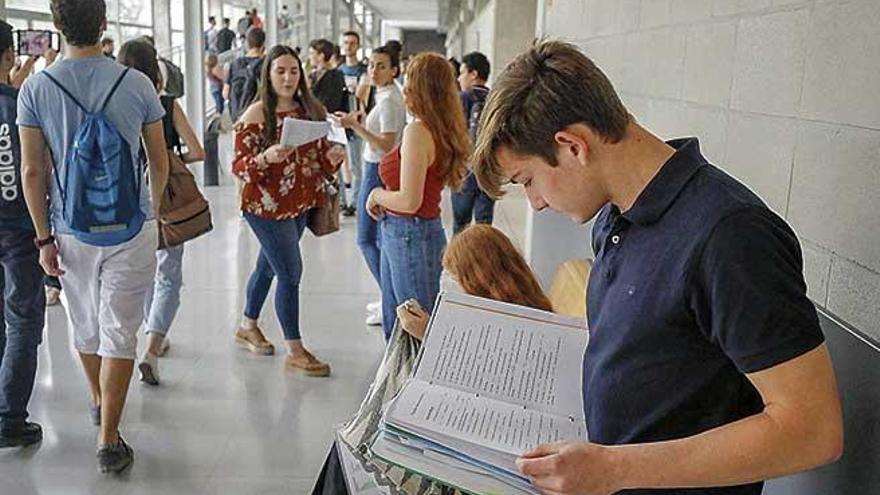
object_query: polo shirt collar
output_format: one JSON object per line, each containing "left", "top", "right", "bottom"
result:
{"left": 621, "top": 137, "right": 707, "bottom": 226}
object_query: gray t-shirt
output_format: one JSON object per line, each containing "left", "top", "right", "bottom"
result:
{"left": 363, "top": 83, "right": 406, "bottom": 163}
{"left": 17, "top": 55, "right": 165, "bottom": 235}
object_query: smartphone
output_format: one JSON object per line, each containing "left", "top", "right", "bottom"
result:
{"left": 14, "top": 30, "right": 60, "bottom": 57}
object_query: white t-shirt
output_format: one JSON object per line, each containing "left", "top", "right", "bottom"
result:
{"left": 362, "top": 83, "right": 406, "bottom": 163}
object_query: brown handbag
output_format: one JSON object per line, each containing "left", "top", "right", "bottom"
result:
{"left": 157, "top": 150, "right": 213, "bottom": 249}
{"left": 306, "top": 176, "right": 340, "bottom": 237}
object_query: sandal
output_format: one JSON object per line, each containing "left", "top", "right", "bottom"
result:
{"left": 285, "top": 351, "right": 331, "bottom": 377}
{"left": 235, "top": 327, "right": 275, "bottom": 355}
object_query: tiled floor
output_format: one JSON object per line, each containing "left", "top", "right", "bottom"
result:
{"left": 0, "top": 152, "right": 529, "bottom": 495}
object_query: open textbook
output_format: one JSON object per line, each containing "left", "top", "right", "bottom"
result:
{"left": 371, "top": 292, "right": 588, "bottom": 494}
{"left": 280, "top": 117, "right": 348, "bottom": 148}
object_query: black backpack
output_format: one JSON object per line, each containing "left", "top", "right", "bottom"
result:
{"left": 466, "top": 85, "right": 489, "bottom": 143}
{"left": 229, "top": 57, "right": 263, "bottom": 121}
{"left": 0, "top": 85, "right": 30, "bottom": 220}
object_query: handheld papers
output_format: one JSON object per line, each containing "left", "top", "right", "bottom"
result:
{"left": 280, "top": 117, "right": 329, "bottom": 148}
{"left": 279, "top": 117, "right": 348, "bottom": 148}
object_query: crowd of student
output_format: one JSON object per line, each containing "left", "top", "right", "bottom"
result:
{"left": 0, "top": 0, "right": 846, "bottom": 493}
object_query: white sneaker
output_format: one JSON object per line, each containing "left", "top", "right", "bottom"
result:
{"left": 365, "top": 310, "right": 382, "bottom": 327}
{"left": 365, "top": 301, "right": 381, "bottom": 313}
{"left": 138, "top": 352, "right": 160, "bottom": 386}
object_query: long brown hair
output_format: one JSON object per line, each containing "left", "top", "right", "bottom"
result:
{"left": 259, "top": 45, "right": 326, "bottom": 143}
{"left": 443, "top": 225, "right": 553, "bottom": 312}
{"left": 403, "top": 52, "right": 470, "bottom": 190}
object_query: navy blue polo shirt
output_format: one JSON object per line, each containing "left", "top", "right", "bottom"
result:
{"left": 584, "top": 138, "right": 824, "bottom": 495}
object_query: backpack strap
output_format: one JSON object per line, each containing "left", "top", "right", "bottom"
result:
{"left": 100, "top": 68, "right": 130, "bottom": 113}
{"left": 42, "top": 71, "right": 88, "bottom": 114}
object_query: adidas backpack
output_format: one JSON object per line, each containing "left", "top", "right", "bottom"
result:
{"left": 44, "top": 68, "right": 145, "bottom": 246}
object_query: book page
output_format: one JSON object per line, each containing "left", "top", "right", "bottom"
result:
{"left": 415, "top": 293, "right": 587, "bottom": 419}
{"left": 388, "top": 380, "right": 586, "bottom": 457}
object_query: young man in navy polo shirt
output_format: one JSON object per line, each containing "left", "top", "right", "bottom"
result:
{"left": 473, "top": 40, "right": 843, "bottom": 495}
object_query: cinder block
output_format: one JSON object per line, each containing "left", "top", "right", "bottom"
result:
{"left": 544, "top": 0, "right": 591, "bottom": 39}
{"left": 731, "top": 9, "right": 809, "bottom": 117}
{"left": 672, "top": 0, "right": 713, "bottom": 23}
{"left": 723, "top": 111, "right": 797, "bottom": 215}
{"left": 800, "top": 239, "right": 832, "bottom": 306}
{"left": 712, "top": 0, "right": 773, "bottom": 17}
{"left": 683, "top": 21, "right": 737, "bottom": 107}
{"left": 677, "top": 104, "right": 729, "bottom": 164}
{"left": 641, "top": 0, "right": 673, "bottom": 29}
{"left": 589, "top": 0, "right": 636, "bottom": 36}
{"left": 801, "top": 1, "right": 880, "bottom": 129}
{"left": 827, "top": 256, "right": 880, "bottom": 342}
{"left": 788, "top": 122, "right": 880, "bottom": 274}
{"left": 642, "top": 28, "right": 687, "bottom": 98}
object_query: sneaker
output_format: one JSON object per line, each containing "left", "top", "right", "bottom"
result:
{"left": 0, "top": 422, "right": 42, "bottom": 448}
{"left": 284, "top": 351, "right": 331, "bottom": 377}
{"left": 157, "top": 337, "right": 171, "bottom": 357}
{"left": 365, "top": 301, "right": 381, "bottom": 313}
{"left": 89, "top": 402, "right": 101, "bottom": 426}
{"left": 138, "top": 352, "right": 160, "bottom": 386}
{"left": 45, "top": 286, "right": 61, "bottom": 306}
{"left": 341, "top": 205, "right": 356, "bottom": 217}
{"left": 97, "top": 436, "right": 133, "bottom": 474}
{"left": 365, "top": 310, "right": 382, "bottom": 327}
{"left": 235, "top": 327, "right": 275, "bottom": 355}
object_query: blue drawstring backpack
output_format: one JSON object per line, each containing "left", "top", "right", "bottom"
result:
{"left": 43, "top": 68, "right": 144, "bottom": 246}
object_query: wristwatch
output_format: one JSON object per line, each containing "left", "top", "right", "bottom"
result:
{"left": 34, "top": 235, "right": 56, "bottom": 249}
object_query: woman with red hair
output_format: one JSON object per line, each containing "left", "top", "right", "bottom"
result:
{"left": 365, "top": 52, "right": 470, "bottom": 340}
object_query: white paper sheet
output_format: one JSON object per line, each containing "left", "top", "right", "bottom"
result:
{"left": 280, "top": 117, "right": 330, "bottom": 148}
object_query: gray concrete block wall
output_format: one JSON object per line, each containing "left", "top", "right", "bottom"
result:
{"left": 540, "top": 0, "right": 879, "bottom": 338}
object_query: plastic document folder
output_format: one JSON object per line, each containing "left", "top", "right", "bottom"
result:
{"left": 371, "top": 292, "right": 589, "bottom": 495}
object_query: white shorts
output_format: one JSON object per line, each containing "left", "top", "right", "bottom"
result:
{"left": 57, "top": 222, "right": 158, "bottom": 360}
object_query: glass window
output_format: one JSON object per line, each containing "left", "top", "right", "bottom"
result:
{"left": 7, "top": 0, "right": 51, "bottom": 13}
{"left": 118, "top": 0, "right": 153, "bottom": 26}
{"left": 171, "top": 0, "right": 185, "bottom": 32}
{"left": 120, "top": 25, "right": 153, "bottom": 44}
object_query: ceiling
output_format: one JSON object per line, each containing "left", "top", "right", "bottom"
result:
{"left": 365, "top": 0, "right": 439, "bottom": 28}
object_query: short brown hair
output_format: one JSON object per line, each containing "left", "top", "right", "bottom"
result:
{"left": 473, "top": 40, "right": 630, "bottom": 198}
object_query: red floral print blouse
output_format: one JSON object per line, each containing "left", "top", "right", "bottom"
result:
{"left": 232, "top": 107, "right": 336, "bottom": 220}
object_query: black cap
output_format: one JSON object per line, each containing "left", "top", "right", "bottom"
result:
{"left": 0, "top": 21, "right": 13, "bottom": 54}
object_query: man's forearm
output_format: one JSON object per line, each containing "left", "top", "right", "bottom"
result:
{"left": 613, "top": 407, "right": 842, "bottom": 491}
{"left": 22, "top": 161, "right": 51, "bottom": 239}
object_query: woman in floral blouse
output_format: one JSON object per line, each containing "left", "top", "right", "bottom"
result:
{"left": 232, "top": 45, "right": 345, "bottom": 376}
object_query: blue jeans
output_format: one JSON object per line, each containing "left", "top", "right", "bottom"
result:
{"left": 357, "top": 160, "right": 382, "bottom": 286}
{"left": 0, "top": 229, "right": 45, "bottom": 432}
{"left": 210, "top": 86, "right": 225, "bottom": 115}
{"left": 346, "top": 136, "right": 364, "bottom": 206}
{"left": 143, "top": 244, "right": 185, "bottom": 336}
{"left": 451, "top": 172, "right": 496, "bottom": 235}
{"left": 379, "top": 216, "right": 446, "bottom": 340}
{"left": 243, "top": 213, "right": 308, "bottom": 341}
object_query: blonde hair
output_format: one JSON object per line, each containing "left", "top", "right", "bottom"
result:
{"left": 444, "top": 225, "right": 552, "bottom": 312}
{"left": 403, "top": 52, "right": 470, "bottom": 190}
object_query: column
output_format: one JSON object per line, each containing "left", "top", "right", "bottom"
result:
{"left": 152, "top": 0, "right": 173, "bottom": 53}
{"left": 0, "top": 0, "right": 6, "bottom": 21}
{"left": 265, "top": 0, "right": 278, "bottom": 47}
{"left": 330, "top": 0, "right": 339, "bottom": 43}
{"left": 183, "top": 0, "right": 205, "bottom": 138}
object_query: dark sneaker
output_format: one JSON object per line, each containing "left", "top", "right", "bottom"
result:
{"left": 0, "top": 422, "right": 42, "bottom": 448}
{"left": 97, "top": 436, "right": 133, "bottom": 474}
{"left": 89, "top": 402, "right": 101, "bottom": 426}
